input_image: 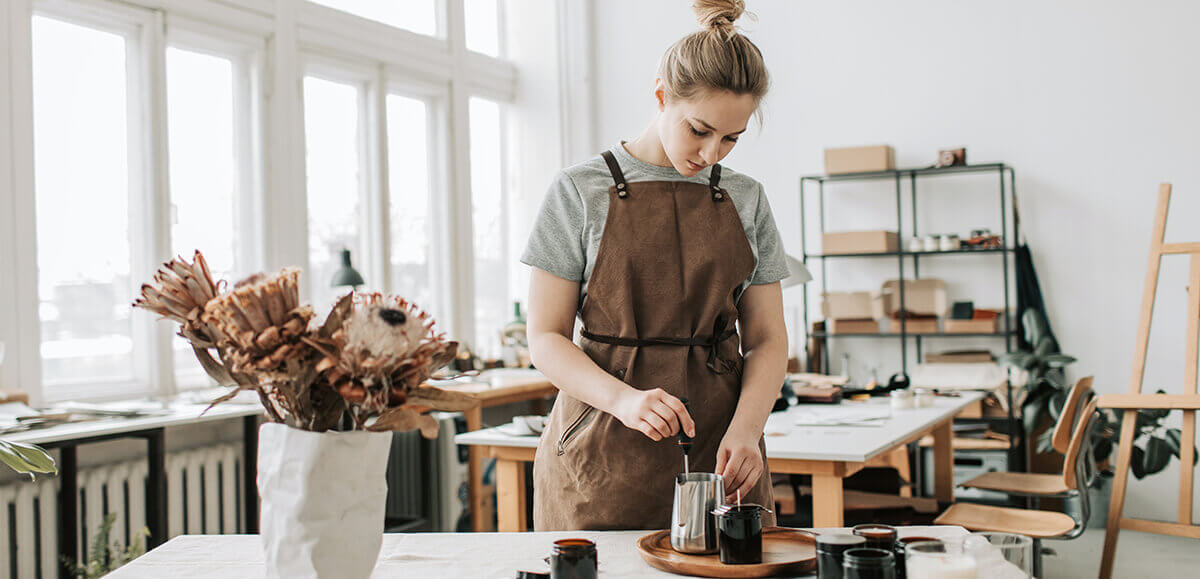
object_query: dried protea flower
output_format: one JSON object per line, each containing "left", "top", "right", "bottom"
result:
{"left": 202, "top": 267, "right": 315, "bottom": 379}
{"left": 133, "top": 251, "right": 225, "bottom": 346}
{"left": 313, "top": 293, "right": 458, "bottom": 413}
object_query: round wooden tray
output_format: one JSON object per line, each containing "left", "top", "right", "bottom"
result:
{"left": 635, "top": 527, "right": 817, "bottom": 578}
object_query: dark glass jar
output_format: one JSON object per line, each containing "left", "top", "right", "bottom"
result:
{"left": 852, "top": 524, "right": 898, "bottom": 551}
{"left": 713, "top": 505, "right": 763, "bottom": 565}
{"left": 842, "top": 547, "right": 897, "bottom": 579}
{"left": 549, "top": 539, "right": 597, "bottom": 579}
{"left": 892, "top": 536, "right": 937, "bottom": 579}
{"left": 816, "top": 533, "right": 867, "bottom": 579}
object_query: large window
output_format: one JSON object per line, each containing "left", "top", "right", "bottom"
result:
{"left": 469, "top": 97, "right": 507, "bottom": 356}
{"left": 386, "top": 94, "right": 437, "bottom": 317}
{"left": 31, "top": 15, "right": 137, "bottom": 387}
{"left": 165, "top": 46, "right": 243, "bottom": 387}
{"left": 307, "top": 0, "right": 437, "bottom": 37}
{"left": 7, "top": 0, "right": 523, "bottom": 404}
{"left": 303, "top": 75, "right": 366, "bottom": 311}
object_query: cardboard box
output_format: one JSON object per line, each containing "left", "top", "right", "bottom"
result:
{"left": 879, "top": 279, "right": 947, "bottom": 317}
{"left": 829, "top": 319, "right": 880, "bottom": 334}
{"left": 822, "top": 230, "right": 899, "bottom": 255}
{"left": 824, "top": 145, "right": 895, "bottom": 175}
{"left": 888, "top": 318, "right": 939, "bottom": 334}
{"left": 945, "top": 318, "right": 999, "bottom": 334}
{"left": 822, "top": 291, "right": 884, "bottom": 320}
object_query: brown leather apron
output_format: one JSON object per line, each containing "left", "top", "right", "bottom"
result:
{"left": 532, "top": 151, "right": 775, "bottom": 531}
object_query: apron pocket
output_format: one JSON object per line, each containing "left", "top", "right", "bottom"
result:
{"left": 556, "top": 405, "right": 598, "bottom": 456}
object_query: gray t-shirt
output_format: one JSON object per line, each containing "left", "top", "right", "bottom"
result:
{"left": 520, "top": 143, "right": 805, "bottom": 310}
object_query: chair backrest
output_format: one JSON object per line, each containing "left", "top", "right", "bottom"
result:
{"left": 1059, "top": 397, "right": 1102, "bottom": 537}
{"left": 1053, "top": 376, "right": 1095, "bottom": 455}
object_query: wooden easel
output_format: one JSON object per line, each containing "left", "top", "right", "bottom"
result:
{"left": 1097, "top": 183, "right": 1200, "bottom": 578}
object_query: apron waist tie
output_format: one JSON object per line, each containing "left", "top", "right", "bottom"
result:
{"left": 579, "top": 327, "right": 738, "bottom": 374}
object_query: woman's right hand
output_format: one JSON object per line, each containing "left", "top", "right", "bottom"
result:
{"left": 613, "top": 388, "right": 696, "bottom": 441}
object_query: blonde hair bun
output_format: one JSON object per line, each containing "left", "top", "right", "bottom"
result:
{"left": 692, "top": 0, "right": 745, "bottom": 39}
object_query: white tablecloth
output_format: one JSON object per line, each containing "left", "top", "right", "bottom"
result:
{"left": 108, "top": 526, "right": 967, "bottom": 578}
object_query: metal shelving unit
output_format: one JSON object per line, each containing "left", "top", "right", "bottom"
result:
{"left": 798, "top": 163, "right": 1023, "bottom": 468}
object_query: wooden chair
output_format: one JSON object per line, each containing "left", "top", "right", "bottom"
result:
{"left": 935, "top": 398, "right": 1101, "bottom": 576}
{"left": 958, "top": 376, "right": 1094, "bottom": 497}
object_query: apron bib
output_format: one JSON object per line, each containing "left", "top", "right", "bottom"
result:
{"left": 532, "top": 150, "right": 775, "bottom": 530}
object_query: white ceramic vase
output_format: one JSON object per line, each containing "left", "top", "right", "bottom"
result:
{"left": 257, "top": 422, "right": 392, "bottom": 579}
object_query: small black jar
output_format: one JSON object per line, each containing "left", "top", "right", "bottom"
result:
{"left": 816, "top": 533, "right": 867, "bottom": 579}
{"left": 842, "top": 547, "right": 897, "bottom": 579}
{"left": 549, "top": 538, "right": 597, "bottom": 579}
{"left": 713, "top": 505, "right": 763, "bottom": 565}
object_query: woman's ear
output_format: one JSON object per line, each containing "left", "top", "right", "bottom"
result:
{"left": 653, "top": 78, "right": 667, "bottom": 111}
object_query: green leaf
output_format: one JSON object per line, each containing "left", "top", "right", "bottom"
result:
{"left": 1164, "top": 429, "right": 1182, "bottom": 457}
{"left": 1043, "top": 354, "right": 1077, "bottom": 368}
{"left": 1036, "top": 427, "right": 1056, "bottom": 453}
{"left": 1142, "top": 436, "right": 1173, "bottom": 477}
{"left": 1022, "top": 309, "right": 1048, "bottom": 345}
{"left": 0, "top": 440, "right": 57, "bottom": 478}
{"left": 1131, "top": 445, "right": 1147, "bottom": 479}
{"left": 998, "top": 352, "right": 1034, "bottom": 370}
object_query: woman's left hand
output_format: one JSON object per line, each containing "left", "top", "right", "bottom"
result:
{"left": 716, "top": 431, "right": 764, "bottom": 503}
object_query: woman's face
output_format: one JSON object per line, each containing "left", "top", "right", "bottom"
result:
{"left": 655, "top": 85, "right": 757, "bottom": 177}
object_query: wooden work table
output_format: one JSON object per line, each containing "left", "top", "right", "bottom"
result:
{"left": 436, "top": 369, "right": 557, "bottom": 532}
{"left": 456, "top": 392, "right": 984, "bottom": 531}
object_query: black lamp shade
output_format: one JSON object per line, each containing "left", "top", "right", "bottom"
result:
{"left": 330, "top": 248, "right": 365, "bottom": 288}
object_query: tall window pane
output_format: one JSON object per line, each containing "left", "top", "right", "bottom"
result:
{"left": 469, "top": 97, "right": 506, "bottom": 356}
{"left": 307, "top": 0, "right": 436, "bottom": 36}
{"left": 166, "top": 47, "right": 238, "bottom": 387}
{"left": 304, "top": 76, "right": 364, "bottom": 311}
{"left": 465, "top": 0, "right": 500, "bottom": 57}
{"left": 386, "top": 95, "right": 435, "bottom": 317}
{"left": 32, "top": 16, "right": 134, "bottom": 385}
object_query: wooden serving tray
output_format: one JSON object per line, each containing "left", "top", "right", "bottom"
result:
{"left": 636, "top": 527, "right": 817, "bottom": 578}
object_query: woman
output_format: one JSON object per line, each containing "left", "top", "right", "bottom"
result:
{"left": 522, "top": 0, "right": 803, "bottom": 531}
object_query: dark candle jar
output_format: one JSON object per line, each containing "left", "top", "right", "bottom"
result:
{"left": 549, "top": 539, "right": 597, "bottom": 579}
{"left": 842, "top": 548, "right": 897, "bottom": 579}
{"left": 713, "top": 505, "right": 763, "bottom": 565}
{"left": 816, "top": 533, "right": 867, "bottom": 579}
{"left": 852, "top": 524, "right": 898, "bottom": 551}
{"left": 892, "top": 537, "right": 937, "bottom": 579}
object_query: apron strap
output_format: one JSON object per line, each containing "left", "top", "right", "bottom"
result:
{"left": 709, "top": 164, "right": 725, "bottom": 201}
{"left": 600, "top": 151, "right": 630, "bottom": 199}
{"left": 580, "top": 320, "right": 738, "bottom": 375}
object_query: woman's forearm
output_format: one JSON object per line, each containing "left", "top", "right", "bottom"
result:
{"left": 529, "top": 332, "right": 634, "bottom": 416}
{"left": 727, "top": 337, "right": 788, "bottom": 439}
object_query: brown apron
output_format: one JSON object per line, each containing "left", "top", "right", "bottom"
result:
{"left": 533, "top": 151, "right": 775, "bottom": 531}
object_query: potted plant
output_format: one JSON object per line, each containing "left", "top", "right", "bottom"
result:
{"left": 134, "top": 251, "right": 478, "bottom": 579}
{"left": 998, "top": 309, "right": 1078, "bottom": 454}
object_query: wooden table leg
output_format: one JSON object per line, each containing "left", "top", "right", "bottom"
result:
{"left": 932, "top": 419, "right": 955, "bottom": 503}
{"left": 495, "top": 457, "right": 528, "bottom": 532}
{"left": 811, "top": 472, "right": 845, "bottom": 527}
{"left": 465, "top": 407, "right": 490, "bottom": 532}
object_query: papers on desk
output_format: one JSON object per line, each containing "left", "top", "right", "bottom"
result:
{"left": 792, "top": 405, "right": 892, "bottom": 427}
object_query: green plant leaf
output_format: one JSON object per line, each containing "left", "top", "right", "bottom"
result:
{"left": 1036, "top": 427, "right": 1056, "bottom": 453}
{"left": 1164, "top": 429, "right": 1182, "bottom": 456}
{"left": 1043, "top": 354, "right": 1077, "bottom": 368}
{"left": 1022, "top": 309, "right": 1048, "bottom": 346}
{"left": 998, "top": 352, "right": 1035, "bottom": 370}
{"left": 1142, "top": 436, "right": 1173, "bottom": 477}
{"left": 1131, "top": 445, "right": 1147, "bottom": 479}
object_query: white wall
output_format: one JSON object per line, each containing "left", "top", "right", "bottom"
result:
{"left": 584, "top": 0, "right": 1200, "bottom": 526}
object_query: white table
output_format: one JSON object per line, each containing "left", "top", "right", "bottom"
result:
{"left": 456, "top": 393, "right": 984, "bottom": 529}
{"left": 108, "top": 526, "right": 969, "bottom": 578}
{"left": 5, "top": 400, "right": 262, "bottom": 569}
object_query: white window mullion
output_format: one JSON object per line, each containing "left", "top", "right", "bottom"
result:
{"left": 264, "top": 0, "right": 308, "bottom": 279}
{"left": 1, "top": 0, "right": 38, "bottom": 404}
{"left": 363, "top": 67, "right": 389, "bottom": 291}
{"left": 135, "top": 8, "right": 176, "bottom": 398}
{"left": 444, "top": 0, "right": 476, "bottom": 351}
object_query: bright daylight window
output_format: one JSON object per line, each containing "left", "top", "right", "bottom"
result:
{"left": 464, "top": 0, "right": 501, "bottom": 57}
{"left": 469, "top": 97, "right": 507, "bottom": 356}
{"left": 31, "top": 15, "right": 137, "bottom": 387}
{"left": 166, "top": 47, "right": 240, "bottom": 388}
{"left": 386, "top": 94, "right": 437, "bottom": 319}
{"left": 304, "top": 76, "right": 365, "bottom": 312}
{"left": 306, "top": 0, "right": 437, "bottom": 37}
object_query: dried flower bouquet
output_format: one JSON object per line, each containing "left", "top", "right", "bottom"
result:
{"left": 134, "top": 251, "right": 477, "bottom": 435}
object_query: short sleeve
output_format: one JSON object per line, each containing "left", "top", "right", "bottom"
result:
{"left": 520, "top": 172, "right": 587, "bottom": 281}
{"left": 749, "top": 184, "right": 802, "bottom": 285}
